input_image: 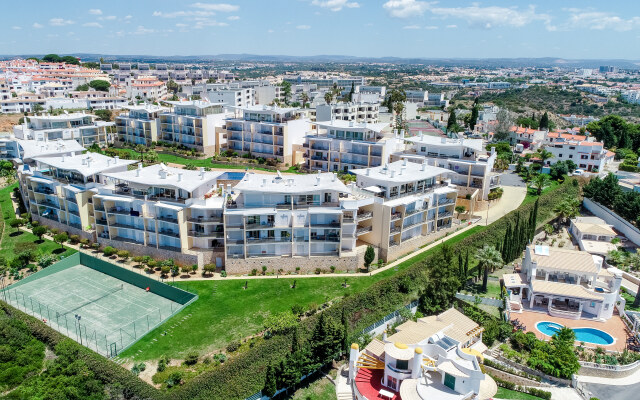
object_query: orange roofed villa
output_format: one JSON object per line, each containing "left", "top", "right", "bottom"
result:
{"left": 348, "top": 308, "right": 497, "bottom": 400}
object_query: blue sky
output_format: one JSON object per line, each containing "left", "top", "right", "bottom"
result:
{"left": 1, "top": 1, "right": 639, "bottom": 59}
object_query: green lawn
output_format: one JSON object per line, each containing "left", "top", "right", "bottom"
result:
{"left": 462, "top": 280, "right": 502, "bottom": 298}
{"left": 287, "top": 376, "right": 337, "bottom": 400}
{"left": 522, "top": 179, "right": 560, "bottom": 205}
{"left": 495, "top": 387, "right": 545, "bottom": 400}
{"left": 622, "top": 291, "right": 640, "bottom": 311}
{"left": 0, "top": 184, "right": 76, "bottom": 259}
{"left": 120, "top": 225, "right": 486, "bottom": 361}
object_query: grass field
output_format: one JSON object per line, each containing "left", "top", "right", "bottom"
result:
{"left": 495, "top": 387, "right": 545, "bottom": 400}
{"left": 0, "top": 184, "right": 76, "bottom": 259}
{"left": 120, "top": 225, "right": 486, "bottom": 361}
{"left": 522, "top": 179, "right": 561, "bottom": 206}
{"left": 287, "top": 375, "right": 337, "bottom": 400}
{"left": 622, "top": 291, "right": 640, "bottom": 311}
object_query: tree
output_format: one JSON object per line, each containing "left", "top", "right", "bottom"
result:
{"left": 280, "top": 81, "right": 292, "bottom": 105}
{"left": 324, "top": 92, "right": 333, "bottom": 105}
{"left": 494, "top": 109, "right": 515, "bottom": 141}
{"left": 469, "top": 105, "right": 479, "bottom": 131}
{"left": 75, "top": 83, "right": 89, "bottom": 91}
{"left": 364, "top": 245, "right": 375, "bottom": 272}
{"left": 535, "top": 148, "right": 554, "bottom": 165}
{"left": 554, "top": 197, "right": 580, "bottom": 224}
{"left": 94, "top": 109, "right": 112, "bottom": 122}
{"left": 530, "top": 173, "right": 551, "bottom": 195}
{"left": 300, "top": 92, "right": 309, "bottom": 108}
{"left": 53, "top": 232, "right": 68, "bottom": 249}
{"left": 419, "top": 245, "right": 459, "bottom": 314}
{"left": 262, "top": 364, "right": 277, "bottom": 398}
{"left": 117, "top": 250, "right": 130, "bottom": 262}
{"left": 539, "top": 112, "right": 550, "bottom": 130}
{"left": 544, "top": 224, "right": 554, "bottom": 239}
{"left": 565, "top": 160, "right": 577, "bottom": 173}
{"left": 88, "top": 80, "right": 110, "bottom": 92}
{"left": 348, "top": 82, "right": 355, "bottom": 102}
{"left": 102, "top": 246, "right": 117, "bottom": 257}
{"left": 476, "top": 245, "right": 503, "bottom": 292}
{"left": 550, "top": 161, "right": 568, "bottom": 180}
{"left": 455, "top": 205, "right": 466, "bottom": 218}
{"left": 9, "top": 218, "right": 25, "bottom": 228}
{"left": 32, "top": 225, "right": 47, "bottom": 241}
{"left": 447, "top": 108, "right": 457, "bottom": 131}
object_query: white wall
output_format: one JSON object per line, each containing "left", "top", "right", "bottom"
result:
{"left": 583, "top": 197, "right": 640, "bottom": 246}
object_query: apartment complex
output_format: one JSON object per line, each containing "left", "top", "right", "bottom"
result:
{"left": 0, "top": 137, "right": 84, "bottom": 164}
{"left": 220, "top": 105, "right": 310, "bottom": 165}
{"left": 505, "top": 245, "right": 622, "bottom": 321}
{"left": 159, "top": 101, "right": 227, "bottom": 155}
{"left": 127, "top": 75, "right": 167, "bottom": 101}
{"left": 305, "top": 121, "right": 397, "bottom": 172}
{"left": 13, "top": 113, "right": 114, "bottom": 147}
{"left": 116, "top": 105, "right": 168, "bottom": 146}
{"left": 351, "top": 160, "right": 457, "bottom": 261}
{"left": 544, "top": 136, "right": 614, "bottom": 172}
{"left": 396, "top": 135, "right": 500, "bottom": 201}
{"left": 283, "top": 75, "right": 365, "bottom": 88}
{"left": 315, "top": 102, "right": 380, "bottom": 123}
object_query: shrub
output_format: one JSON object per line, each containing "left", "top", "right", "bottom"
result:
{"left": 102, "top": 246, "right": 117, "bottom": 257}
{"left": 117, "top": 250, "right": 130, "bottom": 261}
{"left": 166, "top": 371, "right": 183, "bottom": 388}
{"left": 131, "top": 362, "right": 146, "bottom": 375}
{"left": 157, "top": 358, "right": 167, "bottom": 372}
{"left": 315, "top": 267, "right": 321, "bottom": 275}
{"left": 214, "top": 353, "right": 227, "bottom": 363}
{"left": 203, "top": 264, "right": 216, "bottom": 275}
{"left": 184, "top": 352, "right": 199, "bottom": 366}
{"left": 250, "top": 268, "right": 258, "bottom": 276}
{"left": 330, "top": 266, "right": 336, "bottom": 273}
{"left": 79, "top": 238, "right": 90, "bottom": 247}
{"left": 32, "top": 225, "right": 47, "bottom": 239}
{"left": 220, "top": 270, "right": 227, "bottom": 278}
{"left": 69, "top": 234, "right": 80, "bottom": 244}
{"left": 226, "top": 341, "right": 240, "bottom": 353}
{"left": 9, "top": 218, "right": 25, "bottom": 228}
{"left": 38, "top": 254, "right": 58, "bottom": 268}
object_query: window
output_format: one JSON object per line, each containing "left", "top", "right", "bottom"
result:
{"left": 569, "top": 155, "right": 573, "bottom": 159}
{"left": 558, "top": 154, "right": 563, "bottom": 158}
{"left": 581, "top": 155, "right": 588, "bottom": 159}
{"left": 396, "top": 359, "right": 409, "bottom": 370}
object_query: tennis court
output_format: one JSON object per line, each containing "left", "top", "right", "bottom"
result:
{"left": 1, "top": 254, "right": 194, "bottom": 357}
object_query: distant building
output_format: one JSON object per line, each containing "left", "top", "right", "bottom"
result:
{"left": 116, "top": 105, "right": 168, "bottom": 146}
{"left": 315, "top": 102, "right": 379, "bottom": 123}
{"left": 14, "top": 113, "right": 113, "bottom": 147}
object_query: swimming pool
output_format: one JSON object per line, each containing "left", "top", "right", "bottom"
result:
{"left": 535, "top": 321, "right": 614, "bottom": 345}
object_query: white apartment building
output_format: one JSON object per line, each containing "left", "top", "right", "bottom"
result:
{"left": 223, "top": 172, "right": 375, "bottom": 273}
{"left": 127, "top": 75, "right": 167, "bottom": 101}
{"left": 306, "top": 121, "right": 396, "bottom": 172}
{"left": 315, "top": 102, "right": 380, "bottom": 123}
{"left": 116, "top": 105, "right": 168, "bottom": 146}
{"left": 205, "top": 87, "right": 253, "bottom": 108}
{"left": 396, "top": 135, "right": 500, "bottom": 201}
{"left": 544, "top": 137, "right": 614, "bottom": 172}
{"left": 283, "top": 75, "right": 366, "bottom": 89}
{"left": 220, "top": 105, "right": 310, "bottom": 165}
{"left": 351, "top": 161, "right": 457, "bottom": 261}
{"left": 508, "top": 126, "right": 547, "bottom": 151}
{"left": 405, "top": 90, "right": 428, "bottom": 103}
{"left": 159, "top": 101, "right": 227, "bottom": 155}
{"left": 0, "top": 137, "right": 84, "bottom": 164}
{"left": 569, "top": 216, "right": 618, "bottom": 256}
{"left": 505, "top": 245, "right": 622, "bottom": 321}
{"left": 13, "top": 113, "right": 114, "bottom": 147}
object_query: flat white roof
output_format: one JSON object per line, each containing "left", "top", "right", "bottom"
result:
{"left": 234, "top": 171, "right": 349, "bottom": 194}
{"left": 405, "top": 135, "right": 484, "bottom": 152}
{"left": 29, "top": 112, "right": 93, "bottom": 121}
{"left": 165, "top": 100, "right": 225, "bottom": 109}
{"left": 103, "top": 163, "right": 222, "bottom": 193}
{"left": 233, "top": 104, "right": 299, "bottom": 115}
{"left": 16, "top": 138, "right": 84, "bottom": 160}
{"left": 122, "top": 104, "right": 168, "bottom": 113}
{"left": 350, "top": 160, "right": 451, "bottom": 184}
{"left": 33, "top": 153, "right": 136, "bottom": 177}
{"left": 315, "top": 120, "right": 388, "bottom": 133}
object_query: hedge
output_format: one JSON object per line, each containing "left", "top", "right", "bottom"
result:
{"left": 0, "top": 302, "right": 164, "bottom": 400}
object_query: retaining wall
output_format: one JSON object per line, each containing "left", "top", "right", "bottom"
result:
{"left": 578, "top": 360, "right": 640, "bottom": 378}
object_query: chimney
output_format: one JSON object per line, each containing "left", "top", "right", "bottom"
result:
{"left": 403, "top": 159, "right": 407, "bottom": 166}
{"left": 394, "top": 129, "right": 398, "bottom": 137}
{"left": 390, "top": 170, "right": 395, "bottom": 178}
{"left": 400, "top": 129, "right": 405, "bottom": 136}
{"left": 86, "top": 159, "right": 91, "bottom": 169}
{"left": 491, "top": 146, "right": 496, "bottom": 155}
{"left": 366, "top": 168, "right": 370, "bottom": 176}
{"left": 114, "top": 156, "right": 119, "bottom": 163}
{"left": 178, "top": 173, "right": 183, "bottom": 182}
{"left": 159, "top": 170, "right": 167, "bottom": 179}
{"left": 421, "top": 162, "right": 426, "bottom": 171}
{"left": 400, "top": 166, "right": 406, "bottom": 175}
{"left": 61, "top": 154, "right": 66, "bottom": 162}
{"left": 332, "top": 173, "right": 337, "bottom": 182}
{"left": 199, "top": 167, "right": 205, "bottom": 180}
{"left": 262, "top": 178, "right": 267, "bottom": 187}
{"left": 316, "top": 176, "right": 321, "bottom": 186}
{"left": 106, "top": 159, "right": 111, "bottom": 166}
{"left": 136, "top": 163, "right": 142, "bottom": 177}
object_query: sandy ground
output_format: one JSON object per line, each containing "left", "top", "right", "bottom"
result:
{"left": 0, "top": 114, "right": 21, "bottom": 133}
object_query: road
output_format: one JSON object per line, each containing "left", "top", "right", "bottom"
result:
{"left": 582, "top": 381, "right": 640, "bottom": 400}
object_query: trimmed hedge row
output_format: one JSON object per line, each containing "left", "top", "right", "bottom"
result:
{"left": 0, "top": 302, "right": 164, "bottom": 400}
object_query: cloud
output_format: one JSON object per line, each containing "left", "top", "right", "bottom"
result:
{"left": 403, "top": 24, "right": 421, "bottom": 29}
{"left": 153, "top": 10, "right": 215, "bottom": 18}
{"left": 125, "top": 15, "right": 133, "bottom": 20}
{"left": 424, "top": 25, "right": 437, "bottom": 30}
{"left": 33, "top": 22, "right": 43, "bottom": 29}
{"left": 82, "top": 22, "right": 103, "bottom": 28}
{"left": 190, "top": 2, "right": 239, "bottom": 12}
{"left": 227, "top": 15, "right": 240, "bottom": 20}
{"left": 562, "top": 9, "right": 640, "bottom": 32}
{"left": 446, "top": 24, "right": 457, "bottom": 29}
{"left": 296, "top": 25, "right": 311, "bottom": 30}
{"left": 429, "top": 5, "right": 551, "bottom": 29}
{"left": 176, "top": 23, "right": 188, "bottom": 28}
{"left": 49, "top": 18, "right": 75, "bottom": 26}
{"left": 133, "top": 25, "right": 155, "bottom": 35}
{"left": 383, "top": 0, "right": 432, "bottom": 18}
{"left": 89, "top": 9, "right": 102, "bottom": 15}
{"left": 99, "top": 15, "right": 117, "bottom": 21}
{"left": 12, "top": 26, "right": 21, "bottom": 30}
{"left": 311, "top": 0, "right": 360, "bottom": 12}
{"left": 267, "top": 29, "right": 274, "bottom": 33}
{"left": 194, "top": 19, "right": 228, "bottom": 28}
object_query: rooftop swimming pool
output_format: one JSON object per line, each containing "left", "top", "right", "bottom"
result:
{"left": 536, "top": 321, "right": 614, "bottom": 345}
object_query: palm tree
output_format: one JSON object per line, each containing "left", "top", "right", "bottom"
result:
{"left": 535, "top": 148, "right": 554, "bottom": 166}
{"left": 324, "top": 92, "right": 333, "bottom": 105}
{"left": 475, "top": 245, "right": 503, "bottom": 292}
{"left": 554, "top": 197, "right": 579, "bottom": 224}
{"left": 530, "top": 173, "right": 551, "bottom": 195}
{"left": 300, "top": 92, "right": 309, "bottom": 108}
{"left": 543, "top": 224, "right": 554, "bottom": 239}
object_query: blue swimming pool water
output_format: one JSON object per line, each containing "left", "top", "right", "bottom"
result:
{"left": 535, "top": 322, "right": 614, "bottom": 345}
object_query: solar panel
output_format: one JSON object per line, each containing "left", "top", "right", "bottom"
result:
{"left": 534, "top": 245, "right": 549, "bottom": 256}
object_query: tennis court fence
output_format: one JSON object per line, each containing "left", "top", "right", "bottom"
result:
{"left": 1, "top": 286, "right": 183, "bottom": 357}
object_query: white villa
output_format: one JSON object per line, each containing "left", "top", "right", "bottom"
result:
{"left": 504, "top": 245, "right": 623, "bottom": 321}
{"left": 569, "top": 216, "right": 618, "bottom": 256}
{"left": 349, "top": 308, "right": 496, "bottom": 400}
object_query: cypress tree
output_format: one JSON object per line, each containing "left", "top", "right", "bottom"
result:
{"left": 531, "top": 199, "right": 539, "bottom": 240}
{"left": 511, "top": 213, "right": 520, "bottom": 262}
{"left": 291, "top": 324, "right": 301, "bottom": 353}
{"left": 458, "top": 252, "right": 464, "bottom": 281}
{"left": 502, "top": 224, "right": 511, "bottom": 262}
{"left": 263, "top": 363, "right": 277, "bottom": 397}
{"left": 464, "top": 250, "right": 469, "bottom": 279}
{"left": 341, "top": 307, "right": 348, "bottom": 355}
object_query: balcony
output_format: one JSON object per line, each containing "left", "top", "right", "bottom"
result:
{"left": 310, "top": 221, "right": 340, "bottom": 228}
{"left": 33, "top": 187, "right": 54, "bottom": 195}
{"left": 67, "top": 208, "right": 80, "bottom": 217}
{"left": 390, "top": 226, "right": 401, "bottom": 234}
{"left": 188, "top": 216, "right": 223, "bottom": 224}
{"left": 356, "top": 226, "right": 373, "bottom": 235}
{"left": 310, "top": 236, "right": 340, "bottom": 242}
{"left": 245, "top": 222, "right": 275, "bottom": 230}
{"left": 158, "top": 229, "right": 180, "bottom": 238}
{"left": 246, "top": 237, "right": 292, "bottom": 244}
{"left": 343, "top": 217, "right": 355, "bottom": 223}
{"left": 311, "top": 156, "right": 328, "bottom": 161}
{"left": 157, "top": 215, "right": 179, "bottom": 224}
{"left": 357, "top": 211, "right": 373, "bottom": 221}
{"left": 109, "top": 207, "right": 133, "bottom": 215}
{"left": 391, "top": 212, "right": 402, "bottom": 221}
{"left": 226, "top": 239, "right": 245, "bottom": 245}
{"left": 96, "top": 219, "right": 108, "bottom": 226}
{"left": 66, "top": 197, "right": 77, "bottom": 204}
{"left": 389, "top": 240, "right": 399, "bottom": 247}
{"left": 405, "top": 208, "right": 424, "bottom": 216}
{"left": 438, "top": 198, "right": 456, "bottom": 206}
{"left": 438, "top": 211, "right": 453, "bottom": 219}
{"left": 310, "top": 251, "right": 339, "bottom": 256}
{"left": 188, "top": 231, "right": 224, "bottom": 238}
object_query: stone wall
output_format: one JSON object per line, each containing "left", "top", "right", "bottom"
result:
{"left": 495, "top": 354, "right": 571, "bottom": 386}
{"left": 96, "top": 237, "right": 198, "bottom": 267}
{"left": 33, "top": 215, "right": 93, "bottom": 241}
{"left": 483, "top": 365, "right": 546, "bottom": 388}
{"left": 578, "top": 360, "right": 640, "bottom": 378}
{"left": 225, "top": 254, "right": 359, "bottom": 275}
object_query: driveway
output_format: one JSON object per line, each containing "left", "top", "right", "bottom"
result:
{"left": 582, "top": 382, "right": 640, "bottom": 400}
{"left": 483, "top": 172, "right": 527, "bottom": 224}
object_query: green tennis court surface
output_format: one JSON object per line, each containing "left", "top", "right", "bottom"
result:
{"left": 2, "top": 264, "right": 181, "bottom": 357}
